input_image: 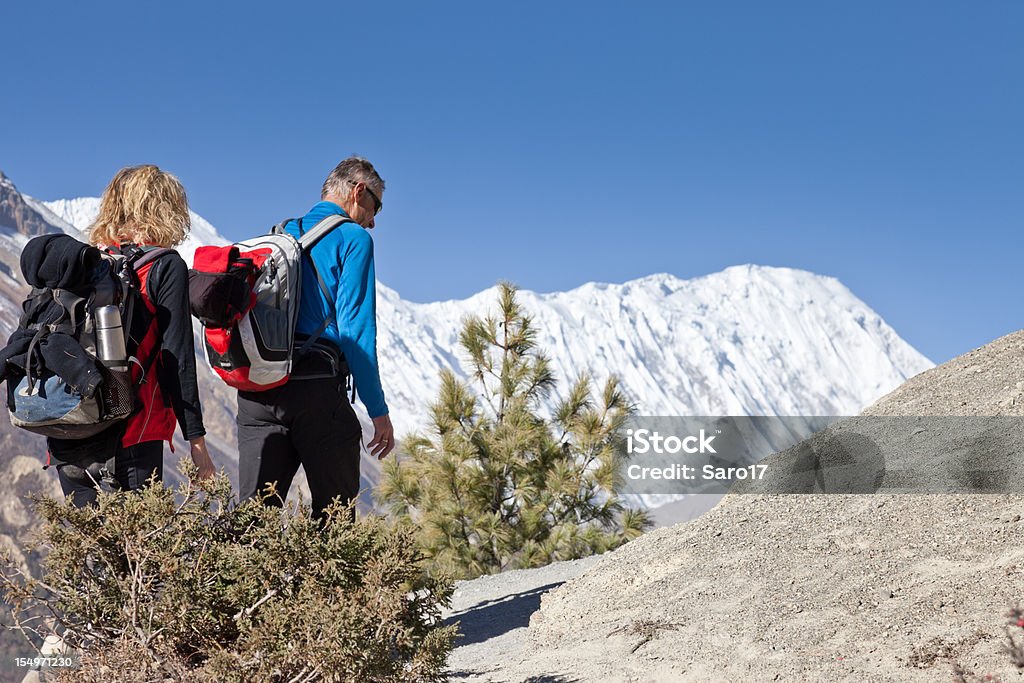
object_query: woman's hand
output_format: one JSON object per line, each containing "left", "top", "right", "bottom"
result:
{"left": 189, "top": 436, "right": 215, "bottom": 480}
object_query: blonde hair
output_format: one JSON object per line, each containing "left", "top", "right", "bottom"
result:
{"left": 89, "top": 165, "right": 191, "bottom": 248}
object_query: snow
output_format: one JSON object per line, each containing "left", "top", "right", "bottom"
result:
{"left": 0, "top": 225, "right": 31, "bottom": 250}
{"left": 37, "top": 197, "right": 100, "bottom": 238}
{"left": 376, "top": 265, "right": 932, "bottom": 432}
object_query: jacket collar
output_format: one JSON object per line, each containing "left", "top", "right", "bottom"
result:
{"left": 310, "top": 201, "right": 351, "bottom": 219}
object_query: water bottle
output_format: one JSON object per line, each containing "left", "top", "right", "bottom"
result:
{"left": 94, "top": 305, "right": 132, "bottom": 418}
{"left": 94, "top": 305, "right": 128, "bottom": 371}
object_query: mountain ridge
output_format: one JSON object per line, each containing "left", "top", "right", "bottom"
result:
{"left": 0, "top": 172, "right": 934, "bottom": 513}
{"left": 36, "top": 195, "right": 933, "bottom": 434}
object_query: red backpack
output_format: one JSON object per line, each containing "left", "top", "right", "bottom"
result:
{"left": 188, "top": 215, "right": 350, "bottom": 392}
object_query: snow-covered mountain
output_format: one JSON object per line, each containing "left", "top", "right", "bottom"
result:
{"left": 37, "top": 196, "right": 933, "bottom": 439}
{"left": 0, "top": 173, "right": 66, "bottom": 341}
{"left": 0, "top": 170, "right": 934, "bottom": 509}
{"left": 377, "top": 268, "right": 931, "bottom": 432}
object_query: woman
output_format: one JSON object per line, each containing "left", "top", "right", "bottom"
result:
{"left": 51, "top": 165, "right": 214, "bottom": 505}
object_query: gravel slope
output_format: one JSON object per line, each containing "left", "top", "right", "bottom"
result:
{"left": 446, "top": 330, "right": 1024, "bottom": 682}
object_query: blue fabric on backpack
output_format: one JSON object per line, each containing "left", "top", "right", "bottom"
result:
{"left": 12, "top": 374, "right": 85, "bottom": 422}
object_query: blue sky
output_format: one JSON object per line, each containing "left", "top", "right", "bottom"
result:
{"left": 3, "top": 1, "right": 1021, "bottom": 364}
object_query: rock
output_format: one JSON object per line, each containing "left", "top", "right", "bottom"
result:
{"left": 0, "top": 172, "right": 61, "bottom": 238}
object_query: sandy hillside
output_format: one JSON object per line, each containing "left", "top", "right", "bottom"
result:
{"left": 447, "top": 330, "right": 1024, "bottom": 682}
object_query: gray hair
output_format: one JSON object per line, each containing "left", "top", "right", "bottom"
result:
{"left": 320, "top": 156, "right": 385, "bottom": 201}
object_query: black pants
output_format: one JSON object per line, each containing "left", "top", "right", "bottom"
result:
{"left": 56, "top": 440, "right": 163, "bottom": 508}
{"left": 237, "top": 374, "right": 361, "bottom": 519}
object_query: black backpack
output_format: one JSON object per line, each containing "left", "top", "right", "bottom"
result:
{"left": 0, "top": 234, "right": 172, "bottom": 439}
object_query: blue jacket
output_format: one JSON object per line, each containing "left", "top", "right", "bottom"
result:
{"left": 284, "top": 201, "right": 388, "bottom": 418}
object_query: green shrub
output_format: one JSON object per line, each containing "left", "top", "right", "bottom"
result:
{"left": 377, "top": 283, "right": 651, "bottom": 580}
{"left": 1, "top": 467, "right": 455, "bottom": 682}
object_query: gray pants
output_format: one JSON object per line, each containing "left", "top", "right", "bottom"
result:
{"left": 56, "top": 440, "right": 163, "bottom": 508}
{"left": 236, "top": 373, "right": 361, "bottom": 519}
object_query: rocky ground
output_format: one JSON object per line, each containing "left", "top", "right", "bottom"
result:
{"left": 444, "top": 331, "right": 1024, "bottom": 682}
{"left": 443, "top": 555, "right": 604, "bottom": 681}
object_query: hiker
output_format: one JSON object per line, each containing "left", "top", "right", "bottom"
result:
{"left": 236, "top": 156, "right": 394, "bottom": 519}
{"left": 48, "top": 165, "right": 214, "bottom": 505}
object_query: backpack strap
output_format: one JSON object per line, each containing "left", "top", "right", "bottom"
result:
{"left": 132, "top": 247, "right": 178, "bottom": 384}
{"left": 293, "top": 215, "right": 353, "bottom": 357}
{"left": 24, "top": 327, "right": 48, "bottom": 394}
{"left": 132, "top": 247, "right": 176, "bottom": 270}
{"left": 107, "top": 244, "right": 176, "bottom": 305}
{"left": 115, "top": 245, "right": 175, "bottom": 374}
{"left": 297, "top": 215, "right": 351, "bottom": 252}
{"left": 51, "top": 289, "right": 85, "bottom": 334}
{"left": 114, "top": 245, "right": 177, "bottom": 386}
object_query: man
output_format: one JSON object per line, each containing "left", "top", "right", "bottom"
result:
{"left": 236, "top": 156, "right": 395, "bottom": 518}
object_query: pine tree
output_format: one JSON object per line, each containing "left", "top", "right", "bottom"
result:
{"left": 377, "top": 283, "right": 651, "bottom": 580}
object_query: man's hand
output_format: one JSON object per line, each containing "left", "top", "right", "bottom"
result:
{"left": 189, "top": 436, "right": 215, "bottom": 480}
{"left": 367, "top": 414, "right": 395, "bottom": 460}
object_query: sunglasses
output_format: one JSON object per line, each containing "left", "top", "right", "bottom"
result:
{"left": 351, "top": 179, "right": 382, "bottom": 215}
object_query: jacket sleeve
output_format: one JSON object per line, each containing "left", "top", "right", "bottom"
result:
{"left": 333, "top": 227, "right": 388, "bottom": 418}
{"left": 147, "top": 254, "right": 206, "bottom": 440}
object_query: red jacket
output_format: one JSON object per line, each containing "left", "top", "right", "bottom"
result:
{"left": 121, "top": 254, "right": 177, "bottom": 448}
